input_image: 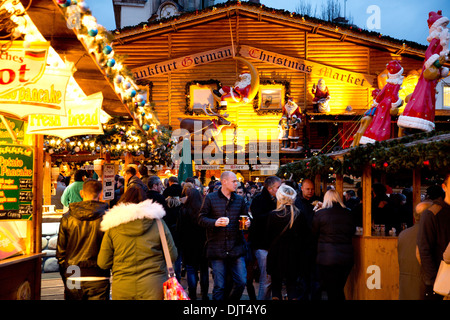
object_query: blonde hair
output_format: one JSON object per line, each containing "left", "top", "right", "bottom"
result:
{"left": 275, "top": 184, "right": 298, "bottom": 228}
{"left": 322, "top": 189, "right": 345, "bottom": 209}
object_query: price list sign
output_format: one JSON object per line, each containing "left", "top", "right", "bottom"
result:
{"left": 0, "top": 145, "right": 33, "bottom": 220}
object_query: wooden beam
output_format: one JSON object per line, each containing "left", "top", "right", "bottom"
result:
{"left": 413, "top": 167, "right": 421, "bottom": 210}
{"left": 336, "top": 173, "right": 343, "bottom": 199}
{"left": 362, "top": 165, "right": 372, "bottom": 237}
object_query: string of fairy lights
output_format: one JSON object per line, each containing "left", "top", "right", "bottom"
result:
{"left": 41, "top": 0, "right": 173, "bottom": 165}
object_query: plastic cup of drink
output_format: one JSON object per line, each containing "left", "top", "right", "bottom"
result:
{"left": 239, "top": 216, "right": 249, "bottom": 230}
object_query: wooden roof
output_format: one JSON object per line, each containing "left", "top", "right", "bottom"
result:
{"left": 113, "top": 1, "right": 427, "bottom": 60}
{"left": 21, "top": 0, "right": 132, "bottom": 116}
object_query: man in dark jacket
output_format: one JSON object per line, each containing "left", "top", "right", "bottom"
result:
{"left": 147, "top": 175, "right": 167, "bottom": 209}
{"left": 163, "top": 176, "right": 182, "bottom": 199}
{"left": 248, "top": 176, "right": 281, "bottom": 300}
{"left": 56, "top": 179, "right": 110, "bottom": 300}
{"left": 198, "top": 171, "right": 250, "bottom": 300}
{"left": 417, "top": 172, "right": 450, "bottom": 300}
{"left": 124, "top": 164, "right": 149, "bottom": 194}
{"left": 295, "top": 178, "right": 321, "bottom": 300}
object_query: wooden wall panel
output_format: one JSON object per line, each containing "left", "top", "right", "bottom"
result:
{"left": 115, "top": 13, "right": 428, "bottom": 145}
{"left": 306, "top": 33, "right": 371, "bottom": 112}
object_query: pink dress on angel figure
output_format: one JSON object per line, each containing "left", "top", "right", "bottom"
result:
{"left": 359, "top": 60, "right": 404, "bottom": 144}
{"left": 397, "top": 10, "right": 450, "bottom": 132}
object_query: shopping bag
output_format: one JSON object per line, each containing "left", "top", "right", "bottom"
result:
{"left": 156, "top": 219, "right": 190, "bottom": 300}
{"left": 163, "top": 276, "right": 190, "bottom": 300}
{"left": 433, "top": 260, "right": 450, "bottom": 297}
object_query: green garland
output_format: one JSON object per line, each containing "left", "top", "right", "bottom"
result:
{"left": 277, "top": 131, "right": 450, "bottom": 179}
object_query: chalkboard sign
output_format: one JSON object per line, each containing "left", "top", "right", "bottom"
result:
{"left": 0, "top": 145, "right": 33, "bottom": 220}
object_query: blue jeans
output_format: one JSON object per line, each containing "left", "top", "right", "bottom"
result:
{"left": 210, "top": 256, "right": 247, "bottom": 300}
{"left": 186, "top": 261, "right": 209, "bottom": 300}
{"left": 254, "top": 249, "right": 271, "bottom": 300}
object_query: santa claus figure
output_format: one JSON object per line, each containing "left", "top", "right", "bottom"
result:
{"left": 312, "top": 78, "right": 330, "bottom": 113}
{"left": 278, "top": 116, "right": 289, "bottom": 150}
{"left": 397, "top": 10, "right": 450, "bottom": 133}
{"left": 281, "top": 97, "right": 302, "bottom": 151}
{"left": 214, "top": 72, "right": 252, "bottom": 108}
{"left": 360, "top": 60, "right": 404, "bottom": 144}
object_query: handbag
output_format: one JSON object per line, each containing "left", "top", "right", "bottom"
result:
{"left": 433, "top": 260, "right": 450, "bottom": 297}
{"left": 155, "top": 219, "right": 190, "bottom": 300}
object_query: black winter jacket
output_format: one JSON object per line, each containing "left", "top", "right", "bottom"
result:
{"left": 312, "top": 203, "right": 355, "bottom": 266}
{"left": 248, "top": 188, "right": 277, "bottom": 250}
{"left": 56, "top": 200, "right": 110, "bottom": 278}
{"left": 417, "top": 198, "right": 450, "bottom": 285}
{"left": 198, "top": 188, "right": 248, "bottom": 259}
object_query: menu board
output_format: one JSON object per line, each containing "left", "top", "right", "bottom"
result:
{"left": 0, "top": 145, "right": 34, "bottom": 220}
{"left": 102, "top": 163, "right": 115, "bottom": 201}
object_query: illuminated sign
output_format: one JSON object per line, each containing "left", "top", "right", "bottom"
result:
{"left": 240, "top": 45, "right": 375, "bottom": 88}
{"left": 132, "top": 46, "right": 233, "bottom": 80}
{"left": 26, "top": 92, "right": 104, "bottom": 138}
{"left": 0, "top": 41, "right": 72, "bottom": 118}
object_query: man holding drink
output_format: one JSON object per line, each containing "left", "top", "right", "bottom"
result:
{"left": 198, "top": 171, "right": 251, "bottom": 300}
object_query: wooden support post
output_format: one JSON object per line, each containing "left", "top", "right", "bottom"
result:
{"left": 336, "top": 173, "right": 344, "bottom": 199}
{"left": 43, "top": 153, "right": 52, "bottom": 206}
{"left": 314, "top": 174, "right": 321, "bottom": 197}
{"left": 413, "top": 167, "right": 421, "bottom": 210}
{"left": 33, "top": 134, "right": 44, "bottom": 255}
{"left": 362, "top": 165, "right": 372, "bottom": 237}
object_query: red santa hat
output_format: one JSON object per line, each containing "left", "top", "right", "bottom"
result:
{"left": 427, "top": 10, "right": 449, "bottom": 30}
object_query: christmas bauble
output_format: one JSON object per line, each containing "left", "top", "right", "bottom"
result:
{"left": 88, "top": 29, "right": 98, "bottom": 37}
{"left": 128, "top": 89, "right": 136, "bottom": 97}
{"left": 103, "top": 45, "right": 113, "bottom": 55}
{"left": 58, "top": 0, "right": 70, "bottom": 7}
{"left": 115, "top": 75, "right": 123, "bottom": 84}
{"left": 107, "top": 58, "right": 115, "bottom": 67}
{"left": 142, "top": 124, "right": 150, "bottom": 131}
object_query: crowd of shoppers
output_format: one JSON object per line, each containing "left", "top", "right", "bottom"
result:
{"left": 54, "top": 164, "right": 449, "bottom": 301}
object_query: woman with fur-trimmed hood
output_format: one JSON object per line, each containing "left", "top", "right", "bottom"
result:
{"left": 98, "top": 186, "right": 177, "bottom": 300}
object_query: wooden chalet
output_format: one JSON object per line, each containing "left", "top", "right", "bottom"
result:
{"left": 112, "top": 1, "right": 450, "bottom": 179}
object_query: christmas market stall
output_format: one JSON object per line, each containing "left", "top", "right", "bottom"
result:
{"left": 277, "top": 131, "right": 450, "bottom": 300}
{"left": 111, "top": 1, "right": 450, "bottom": 181}
{"left": 0, "top": 0, "right": 171, "bottom": 299}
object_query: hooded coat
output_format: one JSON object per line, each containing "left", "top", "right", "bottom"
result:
{"left": 56, "top": 200, "right": 110, "bottom": 278}
{"left": 97, "top": 200, "right": 177, "bottom": 300}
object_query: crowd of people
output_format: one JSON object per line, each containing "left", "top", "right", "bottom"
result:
{"left": 54, "top": 164, "right": 450, "bottom": 301}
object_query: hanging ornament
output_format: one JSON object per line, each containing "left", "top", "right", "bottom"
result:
{"left": 115, "top": 75, "right": 123, "bottom": 84}
{"left": 88, "top": 29, "right": 98, "bottom": 37}
{"left": 58, "top": 0, "right": 71, "bottom": 7}
{"left": 107, "top": 58, "right": 116, "bottom": 67}
{"left": 78, "top": 1, "right": 89, "bottom": 13}
{"left": 142, "top": 124, "right": 150, "bottom": 131}
{"left": 123, "top": 81, "right": 131, "bottom": 90}
{"left": 103, "top": 45, "right": 113, "bottom": 55}
{"left": 128, "top": 88, "right": 136, "bottom": 98}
